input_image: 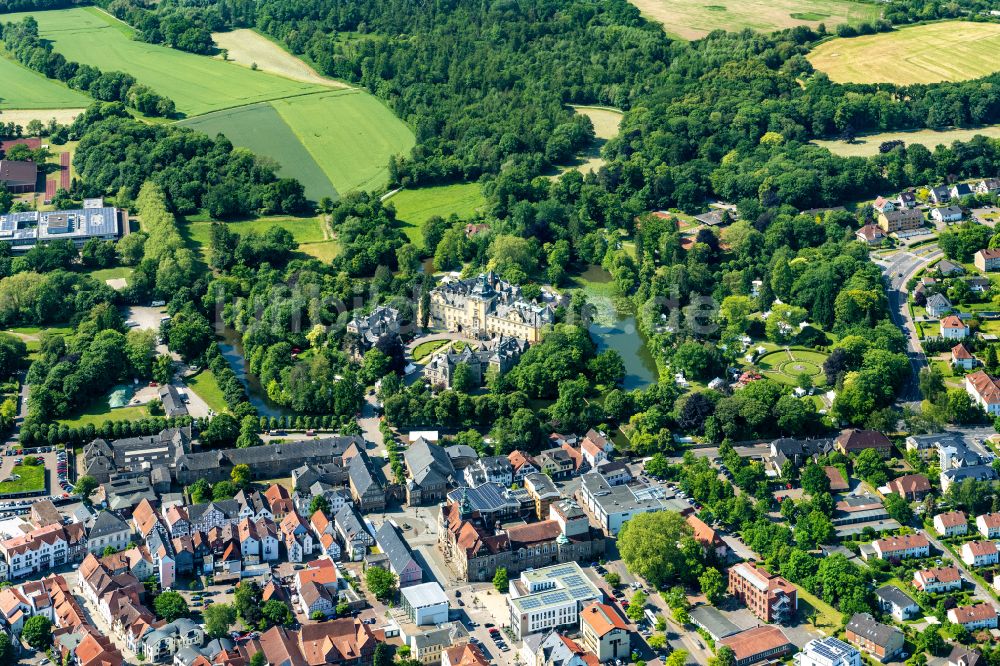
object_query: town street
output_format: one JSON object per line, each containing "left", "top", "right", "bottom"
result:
{"left": 923, "top": 530, "right": 1000, "bottom": 611}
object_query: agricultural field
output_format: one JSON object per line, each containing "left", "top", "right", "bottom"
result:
{"left": 627, "top": 0, "right": 878, "bottom": 40}
{"left": 0, "top": 54, "right": 90, "bottom": 110}
{"left": 183, "top": 215, "right": 340, "bottom": 264}
{"left": 2, "top": 7, "right": 415, "bottom": 200}
{"left": 757, "top": 348, "right": 829, "bottom": 386}
{"left": 808, "top": 22, "right": 1000, "bottom": 84}
{"left": 270, "top": 91, "right": 415, "bottom": 195}
{"left": 385, "top": 183, "right": 486, "bottom": 245}
{"left": 814, "top": 125, "right": 1000, "bottom": 157}
{"left": 0, "top": 107, "right": 84, "bottom": 125}
{"left": 212, "top": 29, "right": 348, "bottom": 88}
{"left": 179, "top": 102, "right": 338, "bottom": 202}
{"left": 4, "top": 7, "right": 326, "bottom": 116}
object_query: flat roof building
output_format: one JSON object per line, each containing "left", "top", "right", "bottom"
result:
{"left": 579, "top": 470, "right": 688, "bottom": 534}
{"left": 508, "top": 562, "right": 602, "bottom": 639}
{"left": 0, "top": 202, "right": 122, "bottom": 250}
{"left": 400, "top": 582, "right": 449, "bottom": 626}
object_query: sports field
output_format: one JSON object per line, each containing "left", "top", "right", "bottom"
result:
{"left": 808, "top": 22, "right": 1000, "bottom": 84}
{"left": 628, "top": 0, "right": 879, "bottom": 40}
{"left": 0, "top": 54, "right": 90, "bottom": 109}
{"left": 385, "top": 183, "right": 486, "bottom": 245}
{"left": 814, "top": 125, "right": 1000, "bottom": 157}
{"left": 212, "top": 29, "right": 348, "bottom": 88}
{"left": 757, "top": 348, "right": 829, "bottom": 386}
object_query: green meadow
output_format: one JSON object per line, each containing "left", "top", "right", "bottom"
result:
{"left": 385, "top": 183, "right": 486, "bottom": 245}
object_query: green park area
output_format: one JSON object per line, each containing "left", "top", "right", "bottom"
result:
{"left": 0, "top": 463, "right": 46, "bottom": 495}
{"left": 756, "top": 348, "right": 829, "bottom": 387}
{"left": 186, "top": 370, "right": 229, "bottom": 414}
{"left": 183, "top": 216, "right": 339, "bottom": 264}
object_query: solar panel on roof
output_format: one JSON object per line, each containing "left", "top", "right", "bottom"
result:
{"left": 541, "top": 591, "right": 569, "bottom": 605}
{"left": 563, "top": 574, "right": 584, "bottom": 586}
{"left": 519, "top": 598, "right": 541, "bottom": 610}
{"left": 569, "top": 586, "right": 595, "bottom": 599}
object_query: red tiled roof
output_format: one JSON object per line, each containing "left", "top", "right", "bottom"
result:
{"left": 720, "top": 625, "right": 792, "bottom": 663}
{"left": 941, "top": 315, "right": 966, "bottom": 329}
{"left": 967, "top": 371, "right": 1000, "bottom": 406}
{"left": 888, "top": 474, "right": 931, "bottom": 495}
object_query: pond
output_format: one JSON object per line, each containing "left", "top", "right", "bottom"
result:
{"left": 576, "top": 265, "right": 658, "bottom": 391}
{"left": 216, "top": 325, "right": 294, "bottom": 417}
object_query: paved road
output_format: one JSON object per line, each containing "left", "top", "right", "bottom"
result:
{"left": 923, "top": 529, "right": 1000, "bottom": 610}
{"left": 881, "top": 245, "right": 941, "bottom": 404}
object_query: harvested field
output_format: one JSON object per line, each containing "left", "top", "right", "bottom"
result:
{"left": 212, "top": 29, "right": 349, "bottom": 88}
{"left": 808, "top": 22, "right": 1000, "bottom": 84}
{"left": 814, "top": 125, "right": 1000, "bottom": 157}
{"left": 627, "top": 0, "right": 879, "bottom": 40}
{"left": 0, "top": 108, "right": 85, "bottom": 124}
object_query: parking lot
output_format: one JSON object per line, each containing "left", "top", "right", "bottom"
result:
{"left": 0, "top": 446, "right": 71, "bottom": 514}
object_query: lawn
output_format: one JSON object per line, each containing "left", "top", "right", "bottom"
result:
{"left": 627, "top": 0, "right": 878, "bottom": 39}
{"left": 795, "top": 586, "right": 841, "bottom": 632}
{"left": 178, "top": 102, "right": 338, "bottom": 202}
{"left": 0, "top": 50, "right": 91, "bottom": 109}
{"left": 0, "top": 463, "right": 46, "bottom": 495}
{"left": 184, "top": 215, "right": 329, "bottom": 262}
{"left": 271, "top": 90, "right": 415, "bottom": 194}
{"left": 185, "top": 370, "right": 228, "bottom": 414}
{"left": 4, "top": 7, "right": 326, "bottom": 116}
{"left": 807, "top": 22, "right": 1000, "bottom": 85}
{"left": 552, "top": 106, "right": 624, "bottom": 176}
{"left": 385, "top": 183, "right": 486, "bottom": 245}
{"left": 57, "top": 403, "right": 148, "bottom": 428}
{"left": 85, "top": 266, "right": 135, "bottom": 284}
{"left": 412, "top": 340, "right": 449, "bottom": 362}
{"left": 757, "top": 348, "right": 829, "bottom": 386}
{"left": 814, "top": 125, "right": 1000, "bottom": 157}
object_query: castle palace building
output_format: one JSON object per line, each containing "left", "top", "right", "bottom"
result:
{"left": 422, "top": 272, "right": 554, "bottom": 343}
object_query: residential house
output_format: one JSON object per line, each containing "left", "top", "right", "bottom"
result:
{"left": 977, "top": 179, "right": 1000, "bottom": 195}
{"left": 727, "top": 562, "right": 796, "bottom": 623}
{"left": 845, "top": 613, "right": 903, "bottom": 663}
{"left": 524, "top": 473, "right": 561, "bottom": 520}
{"left": 966, "top": 371, "right": 1000, "bottom": 415}
{"left": 87, "top": 511, "right": 132, "bottom": 555}
{"left": 158, "top": 385, "right": 188, "bottom": 418}
{"left": 949, "top": 647, "right": 984, "bottom": 666}
{"left": 508, "top": 451, "right": 539, "bottom": 482}
{"left": 952, "top": 344, "right": 977, "bottom": 370}
{"left": 874, "top": 586, "right": 919, "bottom": 622}
{"left": 463, "top": 456, "right": 513, "bottom": 488}
{"left": 872, "top": 197, "right": 895, "bottom": 213}
{"left": 687, "top": 514, "right": 728, "bottom": 560}
{"left": 442, "top": 643, "right": 489, "bottom": 666}
{"left": 950, "top": 183, "right": 974, "bottom": 200}
{"left": 898, "top": 191, "right": 918, "bottom": 208}
{"left": 281, "top": 511, "right": 316, "bottom": 563}
{"left": 403, "top": 438, "right": 455, "bottom": 506}
{"left": 295, "top": 559, "right": 338, "bottom": 618}
{"left": 937, "top": 259, "right": 966, "bottom": 276}
{"left": 580, "top": 430, "right": 613, "bottom": 469}
{"left": 975, "top": 248, "right": 1000, "bottom": 272}
{"left": 579, "top": 602, "right": 630, "bottom": 663}
{"left": 942, "top": 465, "right": 999, "bottom": 491}
{"left": 941, "top": 315, "right": 970, "bottom": 340}
{"left": 834, "top": 429, "right": 893, "bottom": 459}
{"left": 932, "top": 206, "right": 964, "bottom": 223}
{"left": 925, "top": 293, "right": 953, "bottom": 318}
{"left": 877, "top": 208, "right": 924, "bottom": 233}
{"left": 947, "top": 603, "right": 998, "bottom": 631}
{"left": 534, "top": 447, "right": 575, "bottom": 479}
{"left": 929, "top": 185, "right": 952, "bottom": 204}
{"left": 933, "top": 511, "right": 968, "bottom": 537}
{"left": 886, "top": 474, "right": 931, "bottom": 500}
{"left": 187, "top": 501, "right": 240, "bottom": 534}
{"left": 961, "top": 541, "right": 999, "bottom": 567}
{"left": 976, "top": 512, "right": 1000, "bottom": 538}
{"left": 1, "top": 523, "right": 85, "bottom": 579}
{"left": 913, "top": 566, "right": 962, "bottom": 593}
{"left": 141, "top": 618, "right": 204, "bottom": 662}
{"left": 374, "top": 522, "right": 422, "bottom": 587}
{"left": 769, "top": 437, "right": 833, "bottom": 470}
{"left": 855, "top": 224, "right": 886, "bottom": 245}
{"left": 870, "top": 533, "right": 929, "bottom": 560}
{"left": 347, "top": 454, "right": 385, "bottom": 514}
{"left": 333, "top": 506, "right": 372, "bottom": 562}
{"left": 234, "top": 490, "right": 273, "bottom": 522}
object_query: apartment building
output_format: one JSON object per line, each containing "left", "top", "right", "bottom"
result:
{"left": 727, "top": 562, "right": 797, "bottom": 624}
